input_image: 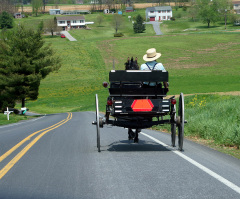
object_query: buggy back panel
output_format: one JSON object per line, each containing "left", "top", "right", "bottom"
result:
{"left": 109, "top": 70, "right": 168, "bottom": 97}
{"left": 109, "top": 70, "right": 168, "bottom": 82}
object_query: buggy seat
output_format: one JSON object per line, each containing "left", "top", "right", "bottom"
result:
{"left": 109, "top": 70, "right": 168, "bottom": 97}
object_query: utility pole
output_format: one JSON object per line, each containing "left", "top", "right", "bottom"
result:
{"left": 225, "top": 9, "right": 227, "bottom": 30}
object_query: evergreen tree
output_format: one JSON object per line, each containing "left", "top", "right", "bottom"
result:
{"left": 0, "top": 11, "right": 13, "bottom": 29}
{"left": 0, "top": 25, "right": 61, "bottom": 111}
{"left": 0, "top": 40, "right": 16, "bottom": 110}
{"left": 133, "top": 14, "right": 145, "bottom": 33}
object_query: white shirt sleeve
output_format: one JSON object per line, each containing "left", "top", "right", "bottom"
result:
{"left": 140, "top": 63, "right": 148, "bottom": 70}
{"left": 155, "top": 63, "right": 166, "bottom": 71}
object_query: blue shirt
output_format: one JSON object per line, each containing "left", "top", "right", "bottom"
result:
{"left": 140, "top": 61, "right": 166, "bottom": 86}
{"left": 140, "top": 61, "right": 166, "bottom": 71}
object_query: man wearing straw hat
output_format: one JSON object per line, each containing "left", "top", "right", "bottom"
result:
{"left": 141, "top": 48, "right": 169, "bottom": 91}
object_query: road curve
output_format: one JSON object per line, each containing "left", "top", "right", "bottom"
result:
{"left": 0, "top": 112, "right": 239, "bottom": 199}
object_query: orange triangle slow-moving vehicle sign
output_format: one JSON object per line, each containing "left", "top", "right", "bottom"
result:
{"left": 131, "top": 99, "right": 154, "bottom": 112}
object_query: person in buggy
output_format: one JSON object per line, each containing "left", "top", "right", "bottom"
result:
{"left": 124, "top": 49, "right": 169, "bottom": 142}
{"left": 140, "top": 48, "right": 169, "bottom": 91}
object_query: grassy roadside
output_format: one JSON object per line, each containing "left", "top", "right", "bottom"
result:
{"left": 153, "top": 94, "right": 240, "bottom": 159}
{"left": 0, "top": 114, "right": 37, "bottom": 126}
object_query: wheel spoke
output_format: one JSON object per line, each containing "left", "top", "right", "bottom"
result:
{"left": 95, "top": 94, "right": 101, "bottom": 152}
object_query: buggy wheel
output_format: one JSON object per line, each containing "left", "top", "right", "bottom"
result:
{"left": 171, "top": 104, "right": 176, "bottom": 147}
{"left": 178, "top": 93, "right": 184, "bottom": 151}
{"left": 95, "top": 94, "right": 101, "bottom": 152}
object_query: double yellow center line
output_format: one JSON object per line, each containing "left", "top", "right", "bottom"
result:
{"left": 0, "top": 112, "right": 72, "bottom": 180}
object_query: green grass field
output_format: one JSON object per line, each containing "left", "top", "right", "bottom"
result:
{"left": 26, "top": 32, "right": 239, "bottom": 114}
{"left": 2, "top": 9, "right": 240, "bottom": 156}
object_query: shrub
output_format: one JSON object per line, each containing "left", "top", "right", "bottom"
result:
{"left": 114, "top": 33, "right": 124, "bottom": 37}
{"left": 0, "top": 11, "right": 13, "bottom": 29}
{"left": 176, "top": 13, "right": 182, "bottom": 18}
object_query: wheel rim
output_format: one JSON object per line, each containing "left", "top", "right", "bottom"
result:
{"left": 178, "top": 93, "right": 184, "bottom": 151}
{"left": 171, "top": 104, "right": 176, "bottom": 147}
{"left": 95, "top": 94, "right": 100, "bottom": 152}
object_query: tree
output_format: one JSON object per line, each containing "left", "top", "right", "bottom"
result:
{"left": 0, "top": 39, "right": 16, "bottom": 111}
{"left": 32, "top": 0, "right": 43, "bottom": 17}
{"left": 43, "top": 0, "right": 46, "bottom": 13}
{"left": 0, "top": 25, "right": 61, "bottom": 110}
{"left": 38, "top": 20, "right": 44, "bottom": 33}
{"left": 112, "top": 14, "right": 123, "bottom": 34}
{"left": 106, "top": 0, "right": 113, "bottom": 11}
{"left": 0, "top": 11, "right": 13, "bottom": 29}
{"left": 0, "top": 0, "right": 15, "bottom": 14}
{"left": 96, "top": 15, "right": 104, "bottom": 26}
{"left": 195, "top": 0, "right": 231, "bottom": 28}
{"left": 133, "top": 14, "right": 145, "bottom": 33}
{"left": 44, "top": 17, "right": 61, "bottom": 36}
{"left": 188, "top": 0, "right": 198, "bottom": 21}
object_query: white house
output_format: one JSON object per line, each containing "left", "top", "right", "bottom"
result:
{"left": 56, "top": 16, "right": 94, "bottom": 31}
{"left": 49, "top": 9, "right": 61, "bottom": 15}
{"left": 61, "top": 10, "right": 91, "bottom": 15}
{"left": 233, "top": 1, "right": 240, "bottom": 14}
{"left": 146, "top": 6, "right": 172, "bottom": 21}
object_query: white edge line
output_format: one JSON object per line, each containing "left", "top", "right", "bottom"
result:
{"left": 0, "top": 115, "right": 46, "bottom": 129}
{"left": 140, "top": 131, "right": 240, "bottom": 195}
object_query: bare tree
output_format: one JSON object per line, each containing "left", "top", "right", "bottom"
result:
{"left": 98, "top": 0, "right": 103, "bottom": 11}
{"left": 106, "top": 0, "right": 113, "bottom": 10}
{"left": 44, "top": 17, "right": 61, "bottom": 36}
{"left": 32, "top": 0, "right": 43, "bottom": 16}
{"left": 112, "top": 14, "right": 123, "bottom": 33}
{"left": 96, "top": 15, "right": 104, "bottom": 26}
{"left": 0, "top": 0, "right": 15, "bottom": 14}
{"left": 43, "top": 0, "right": 46, "bottom": 13}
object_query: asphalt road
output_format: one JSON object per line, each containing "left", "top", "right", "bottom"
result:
{"left": 145, "top": 22, "right": 163, "bottom": 35}
{"left": 0, "top": 112, "right": 240, "bottom": 199}
{"left": 61, "top": 31, "right": 77, "bottom": 41}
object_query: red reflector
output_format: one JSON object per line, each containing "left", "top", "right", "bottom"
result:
{"left": 131, "top": 99, "right": 154, "bottom": 112}
{"left": 171, "top": 99, "right": 176, "bottom": 105}
{"left": 107, "top": 100, "right": 113, "bottom": 105}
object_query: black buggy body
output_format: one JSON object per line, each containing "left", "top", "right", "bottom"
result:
{"left": 107, "top": 70, "right": 171, "bottom": 129}
{"left": 93, "top": 70, "right": 186, "bottom": 152}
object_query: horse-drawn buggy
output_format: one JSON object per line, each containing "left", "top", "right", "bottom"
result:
{"left": 92, "top": 67, "right": 186, "bottom": 152}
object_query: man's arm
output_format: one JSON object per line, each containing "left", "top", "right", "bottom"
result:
{"left": 163, "top": 81, "right": 169, "bottom": 92}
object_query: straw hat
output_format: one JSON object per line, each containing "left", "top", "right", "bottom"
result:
{"left": 143, "top": 48, "right": 161, "bottom": 62}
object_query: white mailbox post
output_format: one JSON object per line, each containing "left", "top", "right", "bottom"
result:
{"left": 4, "top": 107, "right": 13, "bottom": 120}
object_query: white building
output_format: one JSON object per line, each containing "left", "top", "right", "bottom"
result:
{"left": 233, "top": 1, "right": 240, "bottom": 14}
{"left": 146, "top": 6, "right": 172, "bottom": 21}
{"left": 56, "top": 16, "right": 94, "bottom": 31}
{"left": 49, "top": 9, "right": 61, "bottom": 15}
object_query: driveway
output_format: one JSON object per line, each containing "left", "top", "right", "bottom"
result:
{"left": 145, "top": 21, "right": 163, "bottom": 35}
{"left": 61, "top": 31, "right": 77, "bottom": 41}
